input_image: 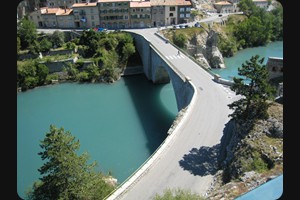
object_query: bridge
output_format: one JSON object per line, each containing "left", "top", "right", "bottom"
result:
{"left": 105, "top": 28, "right": 239, "bottom": 200}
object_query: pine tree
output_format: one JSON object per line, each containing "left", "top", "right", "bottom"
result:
{"left": 27, "top": 125, "right": 115, "bottom": 200}
{"left": 228, "top": 55, "right": 276, "bottom": 122}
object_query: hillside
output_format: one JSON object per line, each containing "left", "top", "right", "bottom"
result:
{"left": 206, "top": 102, "right": 283, "bottom": 199}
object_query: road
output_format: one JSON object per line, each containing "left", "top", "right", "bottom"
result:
{"left": 106, "top": 28, "right": 239, "bottom": 200}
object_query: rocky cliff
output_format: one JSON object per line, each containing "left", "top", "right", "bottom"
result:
{"left": 206, "top": 102, "right": 283, "bottom": 199}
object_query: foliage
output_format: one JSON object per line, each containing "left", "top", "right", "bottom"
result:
{"left": 36, "top": 64, "right": 49, "bottom": 85}
{"left": 153, "top": 188, "right": 206, "bottom": 200}
{"left": 228, "top": 55, "right": 276, "bottom": 122}
{"left": 86, "top": 64, "right": 100, "bottom": 82}
{"left": 233, "top": 16, "right": 269, "bottom": 47}
{"left": 217, "top": 3, "right": 282, "bottom": 55}
{"left": 172, "top": 33, "right": 187, "bottom": 49}
{"left": 17, "top": 16, "right": 38, "bottom": 50}
{"left": 217, "top": 35, "right": 238, "bottom": 57}
{"left": 26, "top": 125, "right": 115, "bottom": 200}
{"left": 65, "top": 41, "right": 77, "bottom": 50}
{"left": 45, "top": 73, "right": 59, "bottom": 84}
{"left": 237, "top": 0, "right": 258, "bottom": 18}
{"left": 50, "top": 30, "right": 65, "bottom": 48}
{"left": 17, "top": 36, "right": 21, "bottom": 55}
{"left": 39, "top": 38, "right": 52, "bottom": 52}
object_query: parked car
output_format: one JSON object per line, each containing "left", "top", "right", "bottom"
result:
{"left": 194, "top": 22, "right": 201, "bottom": 27}
{"left": 184, "top": 24, "right": 190, "bottom": 28}
{"left": 218, "top": 14, "right": 222, "bottom": 17}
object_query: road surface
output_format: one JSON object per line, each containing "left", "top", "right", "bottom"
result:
{"left": 107, "top": 28, "right": 239, "bottom": 200}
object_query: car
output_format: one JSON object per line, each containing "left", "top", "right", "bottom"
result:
{"left": 184, "top": 24, "right": 190, "bottom": 28}
{"left": 179, "top": 24, "right": 184, "bottom": 29}
{"left": 218, "top": 14, "right": 222, "bottom": 17}
{"left": 194, "top": 22, "right": 201, "bottom": 27}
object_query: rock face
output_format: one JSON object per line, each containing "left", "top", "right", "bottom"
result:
{"left": 207, "top": 102, "right": 283, "bottom": 199}
{"left": 187, "top": 30, "right": 225, "bottom": 69}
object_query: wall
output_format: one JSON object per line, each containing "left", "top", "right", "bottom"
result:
{"left": 267, "top": 57, "right": 283, "bottom": 80}
{"left": 128, "top": 31, "right": 195, "bottom": 111}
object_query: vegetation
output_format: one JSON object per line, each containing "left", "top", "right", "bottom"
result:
{"left": 17, "top": 20, "right": 137, "bottom": 91}
{"left": 26, "top": 125, "right": 115, "bottom": 200}
{"left": 153, "top": 188, "right": 206, "bottom": 200}
{"left": 17, "top": 60, "right": 49, "bottom": 90}
{"left": 172, "top": 33, "right": 187, "bottom": 49}
{"left": 228, "top": 55, "right": 276, "bottom": 123}
{"left": 217, "top": 2, "right": 283, "bottom": 57}
{"left": 17, "top": 16, "right": 38, "bottom": 50}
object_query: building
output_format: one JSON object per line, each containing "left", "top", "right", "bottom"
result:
{"left": 129, "top": 0, "right": 151, "bottom": 28}
{"left": 252, "top": 0, "right": 269, "bottom": 10}
{"left": 98, "top": 0, "right": 131, "bottom": 29}
{"left": 72, "top": 2, "right": 99, "bottom": 28}
{"left": 150, "top": 0, "right": 192, "bottom": 27}
{"left": 213, "top": 1, "right": 234, "bottom": 13}
{"left": 56, "top": 8, "right": 75, "bottom": 28}
{"left": 26, "top": 0, "right": 193, "bottom": 29}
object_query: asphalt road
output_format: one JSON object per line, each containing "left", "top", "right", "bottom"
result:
{"left": 107, "top": 28, "right": 239, "bottom": 200}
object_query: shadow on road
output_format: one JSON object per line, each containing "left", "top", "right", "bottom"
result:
{"left": 179, "top": 144, "right": 220, "bottom": 176}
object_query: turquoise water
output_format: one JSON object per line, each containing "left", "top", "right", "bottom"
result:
{"left": 17, "top": 75, "right": 178, "bottom": 199}
{"left": 211, "top": 41, "right": 283, "bottom": 80}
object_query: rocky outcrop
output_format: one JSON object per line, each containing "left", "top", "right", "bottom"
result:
{"left": 186, "top": 30, "right": 225, "bottom": 69}
{"left": 206, "top": 102, "right": 283, "bottom": 199}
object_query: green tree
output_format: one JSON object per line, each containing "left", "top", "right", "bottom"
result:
{"left": 86, "top": 63, "right": 100, "bottom": 82}
{"left": 153, "top": 188, "right": 206, "bottom": 200}
{"left": 228, "top": 55, "right": 276, "bottom": 122}
{"left": 237, "top": 0, "right": 258, "bottom": 18}
{"left": 51, "top": 30, "right": 65, "bottom": 48}
{"left": 173, "top": 33, "right": 187, "bottom": 49}
{"left": 39, "top": 38, "right": 52, "bottom": 52}
{"left": 27, "top": 125, "right": 115, "bottom": 200}
{"left": 36, "top": 64, "right": 49, "bottom": 85}
{"left": 17, "top": 16, "right": 38, "bottom": 50}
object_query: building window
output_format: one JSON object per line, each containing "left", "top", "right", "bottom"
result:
{"left": 180, "top": 14, "right": 184, "bottom": 18}
{"left": 169, "top": 13, "right": 173, "bottom": 17}
{"left": 91, "top": 15, "right": 94, "bottom": 20}
{"left": 92, "top": 21, "right": 95, "bottom": 26}
{"left": 170, "top": 7, "right": 175, "bottom": 11}
{"left": 186, "top": 13, "right": 190, "bottom": 18}
{"left": 91, "top": 9, "right": 93, "bottom": 13}
{"left": 186, "top": 7, "right": 191, "bottom": 11}
{"left": 180, "top": 8, "right": 184, "bottom": 12}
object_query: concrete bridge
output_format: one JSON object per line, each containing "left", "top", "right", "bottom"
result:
{"left": 105, "top": 28, "right": 239, "bottom": 200}
{"left": 129, "top": 31, "right": 195, "bottom": 111}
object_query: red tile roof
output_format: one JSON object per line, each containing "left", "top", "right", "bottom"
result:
{"left": 130, "top": 1, "right": 151, "bottom": 8}
{"left": 150, "top": 0, "right": 192, "bottom": 6}
{"left": 72, "top": 2, "right": 98, "bottom": 7}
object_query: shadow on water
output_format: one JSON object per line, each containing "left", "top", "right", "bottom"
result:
{"left": 122, "top": 74, "right": 177, "bottom": 153}
{"left": 179, "top": 120, "right": 235, "bottom": 176}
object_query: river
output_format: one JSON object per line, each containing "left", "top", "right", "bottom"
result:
{"left": 17, "top": 75, "right": 178, "bottom": 199}
{"left": 210, "top": 41, "right": 283, "bottom": 80}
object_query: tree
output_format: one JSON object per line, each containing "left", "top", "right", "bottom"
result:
{"left": 228, "top": 55, "right": 276, "bottom": 122}
{"left": 27, "top": 125, "right": 115, "bottom": 200}
{"left": 237, "top": 0, "right": 258, "bottom": 18}
{"left": 17, "top": 16, "right": 38, "bottom": 50}
{"left": 36, "top": 64, "right": 49, "bottom": 85}
{"left": 173, "top": 33, "right": 187, "bottom": 49}
{"left": 50, "top": 30, "right": 65, "bottom": 48}
{"left": 39, "top": 38, "right": 52, "bottom": 52}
